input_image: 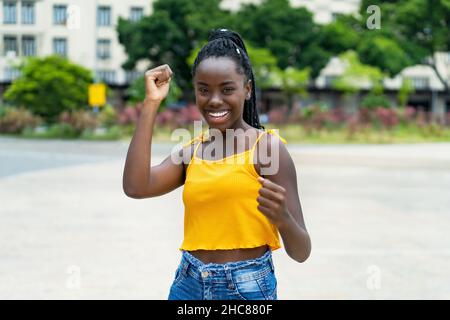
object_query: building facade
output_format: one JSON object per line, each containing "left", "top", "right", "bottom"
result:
{"left": 0, "top": 0, "right": 151, "bottom": 85}
{"left": 221, "top": 0, "right": 361, "bottom": 24}
{"left": 314, "top": 52, "right": 450, "bottom": 115}
{"left": 1, "top": 0, "right": 449, "bottom": 114}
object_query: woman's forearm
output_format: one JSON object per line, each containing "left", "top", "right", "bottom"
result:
{"left": 278, "top": 212, "right": 311, "bottom": 263}
{"left": 122, "top": 99, "right": 160, "bottom": 198}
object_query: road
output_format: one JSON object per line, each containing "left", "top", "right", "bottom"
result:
{"left": 1, "top": 137, "right": 449, "bottom": 299}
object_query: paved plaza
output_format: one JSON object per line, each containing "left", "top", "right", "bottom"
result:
{"left": 1, "top": 137, "right": 449, "bottom": 299}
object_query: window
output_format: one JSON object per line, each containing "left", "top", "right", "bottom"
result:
{"left": 4, "top": 36, "right": 18, "bottom": 56}
{"left": 53, "top": 5, "right": 67, "bottom": 25}
{"left": 130, "top": 7, "right": 143, "bottom": 22}
{"left": 97, "top": 6, "right": 111, "bottom": 26}
{"left": 4, "top": 67, "right": 21, "bottom": 81}
{"left": 53, "top": 38, "right": 67, "bottom": 57}
{"left": 331, "top": 12, "right": 339, "bottom": 22}
{"left": 126, "top": 70, "right": 143, "bottom": 84}
{"left": 408, "top": 77, "right": 429, "bottom": 90}
{"left": 3, "top": 1, "right": 17, "bottom": 24}
{"left": 22, "top": 36, "right": 36, "bottom": 56}
{"left": 21, "top": 1, "right": 35, "bottom": 24}
{"left": 325, "top": 75, "right": 338, "bottom": 87}
{"left": 96, "top": 70, "right": 116, "bottom": 84}
{"left": 97, "top": 39, "right": 111, "bottom": 59}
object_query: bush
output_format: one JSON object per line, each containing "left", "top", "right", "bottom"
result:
{"left": 117, "top": 105, "right": 140, "bottom": 125}
{"left": 268, "top": 106, "right": 288, "bottom": 124}
{"left": 80, "top": 125, "right": 122, "bottom": 140}
{"left": 154, "top": 103, "right": 202, "bottom": 128}
{"left": 59, "top": 110, "right": 98, "bottom": 134}
{"left": 361, "top": 94, "right": 391, "bottom": 109}
{"left": 0, "top": 107, "right": 42, "bottom": 133}
{"left": 3, "top": 55, "right": 93, "bottom": 122}
{"left": 374, "top": 107, "right": 398, "bottom": 129}
{"left": 97, "top": 104, "right": 118, "bottom": 127}
{"left": 47, "top": 123, "right": 78, "bottom": 138}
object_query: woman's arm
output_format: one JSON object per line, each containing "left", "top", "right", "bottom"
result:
{"left": 123, "top": 65, "right": 185, "bottom": 199}
{"left": 256, "top": 135, "right": 311, "bottom": 263}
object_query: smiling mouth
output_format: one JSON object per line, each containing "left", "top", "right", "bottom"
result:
{"left": 207, "top": 110, "right": 230, "bottom": 119}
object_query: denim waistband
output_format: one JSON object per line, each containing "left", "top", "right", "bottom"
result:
{"left": 178, "top": 250, "right": 274, "bottom": 284}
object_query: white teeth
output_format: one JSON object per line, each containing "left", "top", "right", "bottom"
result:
{"left": 208, "top": 111, "right": 228, "bottom": 117}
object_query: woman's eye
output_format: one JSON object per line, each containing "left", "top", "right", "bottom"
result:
{"left": 198, "top": 87, "right": 208, "bottom": 94}
{"left": 223, "top": 87, "right": 235, "bottom": 94}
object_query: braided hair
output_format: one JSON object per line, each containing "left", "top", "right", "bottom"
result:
{"left": 192, "top": 29, "right": 264, "bottom": 129}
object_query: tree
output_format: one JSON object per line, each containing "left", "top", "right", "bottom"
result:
{"left": 3, "top": 55, "right": 93, "bottom": 121}
{"left": 231, "top": 0, "right": 328, "bottom": 78}
{"left": 397, "top": 78, "right": 415, "bottom": 108}
{"left": 318, "top": 17, "right": 360, "bottom": 55}
{"left": 187, "top": 42, "right": 279, "bottom": 90}
{"left": 332, "top": 51, "right": 384, "bottom": 95}
{"left": 271, "top": 67, "right": 310, "bottom": 115}
{"left": 117, "top": 0, "right": 231, "bottom": 97}
{"left": 358, "top": 0, "right": 450, "bottom": 92}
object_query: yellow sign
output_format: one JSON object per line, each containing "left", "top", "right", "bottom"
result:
{"left": 88, "top": 83, "right": 106, "bottom": 107}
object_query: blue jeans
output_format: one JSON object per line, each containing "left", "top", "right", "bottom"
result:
{"left": 168, "top": 249, "right": 277, "bottom": 300}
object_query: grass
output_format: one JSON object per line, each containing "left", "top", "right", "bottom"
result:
{"left": 264, "top": 123, "right": 450, "bottom": 144}
{"left": 146, "top": 123, "right": 450, "bottom": 144}
{"left": 2, "top": 123, "right": 450, "bottom": 144}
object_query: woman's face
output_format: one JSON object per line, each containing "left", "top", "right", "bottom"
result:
{"left": 194, "top": 56, "right": 252, "bottom": 132}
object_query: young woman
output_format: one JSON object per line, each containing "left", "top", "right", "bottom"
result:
{"left": 123, "top": 29, "right": 311, "bottom": 300}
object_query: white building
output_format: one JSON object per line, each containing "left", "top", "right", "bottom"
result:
{"left": 221, "top": 0, "right": 361, "bottom": 24}
{"left": 314, "top": 52, "right": 450, "bottom": 112}
{"left": 0, "top": 0, "right": 152, "bottom": 85}
{"left": 0, "top": 0, "right": 363, "bottom": 86}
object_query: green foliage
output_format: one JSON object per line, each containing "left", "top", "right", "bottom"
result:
{"left": 232, "top": 0, "right": 326, "bottom": 78}
{"left": 332, "top": 51, "right": 384, "bottom": 95}
{"left": 247, "top": 46, "right": 280, "bottom": 90}
{"left": 358, "top": 0, "right": 450, "bottom": 79}
{"left": 361, "top": 94, "right": 391, "bottom": 109}
{"left": 271, "top": 67, "right": 310, "bottom": 96}
{"left": 58, "top": 110, "right": 98, "bottom": 133}
{"left": 318, "top": 19, "right": 360, "bottom": 54}
{"left": 117, "top": 0, "right": 230, "bottom": 95}
{"left": 357, "top": 33, "right": 413, "bottom": 76}
{"left": 3, "top": 55, "right": 93, "bottom": 122}
{"left": 97, "top": 104, "right": 118, "bottom": 128}
{"left": 397, "top": 78, "right": 415, "bottom": 108}
{"left": 126, "top": 75, "right": 182, "bottom": 110}
{"left": 47, "top": 123, "right": 78, "bottom": 138}
{"left": 272, "top": 66, "right": 310, "bottom": 113}
{"left": 187, "top": 42, "right": 280, "bottom": 90}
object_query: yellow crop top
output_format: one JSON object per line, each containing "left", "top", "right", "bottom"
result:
{"left": 180, "top": 129, "right": 287, "bottom": 251}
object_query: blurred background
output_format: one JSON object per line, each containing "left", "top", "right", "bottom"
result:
{"left": 0, "top": 0, "right": 449, "bottom": 299}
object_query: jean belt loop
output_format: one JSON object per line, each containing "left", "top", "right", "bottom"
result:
{"left": 181, "top": 259, "right": 189, "bottom": 276}
{"left": 224, "top": 266, "right": 235, "bottom": 290}
{"left": 268, "top": 256, "right": 275, "bottom": 272}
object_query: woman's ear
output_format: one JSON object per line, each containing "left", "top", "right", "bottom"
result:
{"left": 245, "top": 79, "right": 252, "bottom": 100}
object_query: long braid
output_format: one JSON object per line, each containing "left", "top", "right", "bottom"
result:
{"left": 192, "top": 29, "right": 264, "bottom": 129}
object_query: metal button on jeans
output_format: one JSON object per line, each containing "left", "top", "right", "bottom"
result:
{"left": 201, "top": 271, "right": 209, "bottom": 279}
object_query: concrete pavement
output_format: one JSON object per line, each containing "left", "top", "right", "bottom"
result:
{"left": 1, "top": 137, "right": 449, "bottom": 299}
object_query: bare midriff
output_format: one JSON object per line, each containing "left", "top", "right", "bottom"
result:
{"left": 189, "top": 245, "right": 269, "bottom": 264}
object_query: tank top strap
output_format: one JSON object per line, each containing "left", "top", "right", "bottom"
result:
{"left": 250, "top": 130, "right": 268, "bottom": 154}
{"left": 265, "top": 128, "right": 287, "bottom": 144}
{"left": 182, "top": 131, "right": 209, "bottom": 148}
{"left": 193, "top": 137, "right": 203, "bottom": 157}
{"left": 249, "top": 129, "right": 287, "bottom": 154}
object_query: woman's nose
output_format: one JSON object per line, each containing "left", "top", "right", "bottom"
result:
{"left": 209, "top": 92, "right": 223, "bottom": 106}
